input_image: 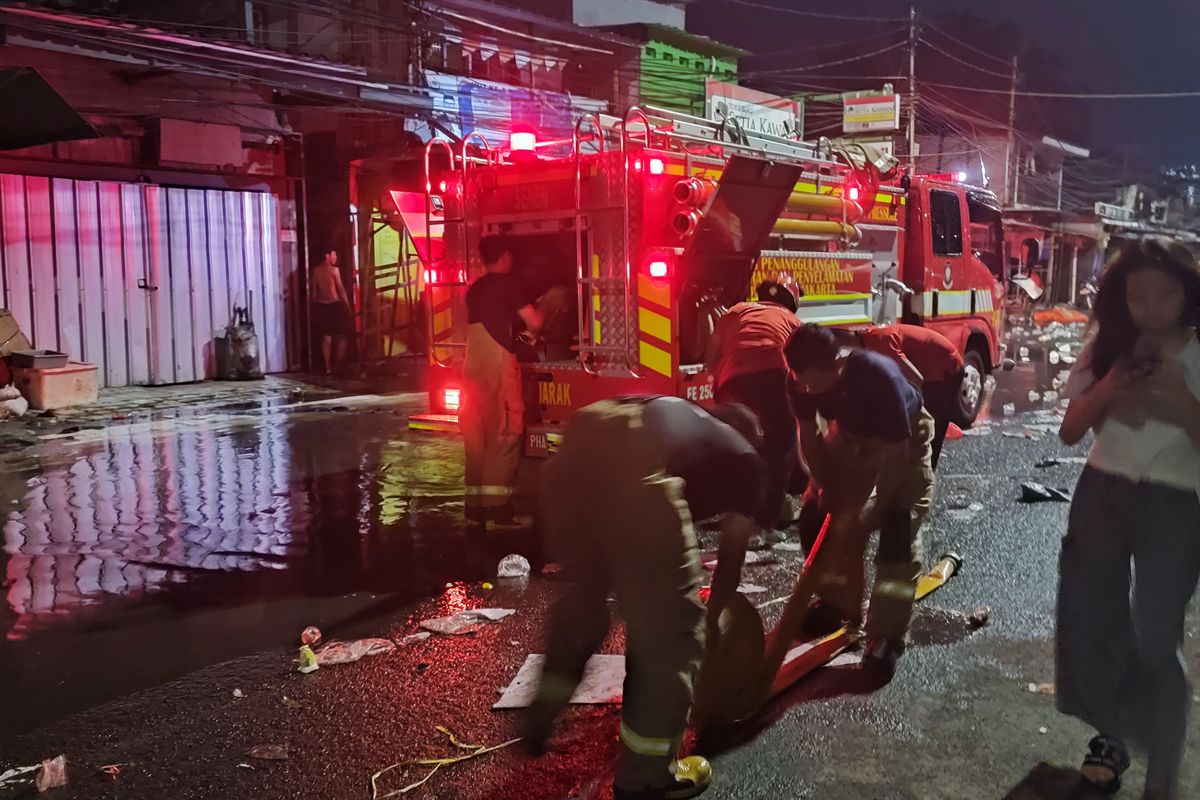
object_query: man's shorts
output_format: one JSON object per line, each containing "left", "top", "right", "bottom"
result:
{"left": 313, "top": 301, "right": 352, "bottom": 337}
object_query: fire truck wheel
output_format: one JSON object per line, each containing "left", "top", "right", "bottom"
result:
{"left": 953, "top": 350, "right": 986, "bottom": 428}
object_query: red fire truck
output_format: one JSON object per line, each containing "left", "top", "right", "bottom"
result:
{"left": 397, "top": 106, "right": 1005, "bottom": 455}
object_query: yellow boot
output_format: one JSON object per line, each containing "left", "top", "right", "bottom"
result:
{"left": 614, "top": 756, "right": 713, "bottom": 800}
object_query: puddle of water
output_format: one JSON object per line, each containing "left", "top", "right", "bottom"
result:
{"left": 0, "top": 408, "right": 542, "bottom": 737}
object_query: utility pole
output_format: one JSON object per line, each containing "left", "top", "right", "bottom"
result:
{"left": 1006, "top": 55, "right": 1019, "bottom": 206}
{"left": 906, "top": 6, "right": 917, "bottom": 164}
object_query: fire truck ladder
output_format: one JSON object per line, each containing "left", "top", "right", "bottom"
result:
{"left": 636, "top": 104, "right": 837, "bottom": 168}
{"left": 572, "top": 112, "right": 639, "bottom": 376}
{"left": 422, "top": 135, "right": 494, "bottom": 368}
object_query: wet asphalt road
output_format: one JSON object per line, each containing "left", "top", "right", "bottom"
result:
{"left": 3, "top": 323, "right": 1199, "bottom": 799}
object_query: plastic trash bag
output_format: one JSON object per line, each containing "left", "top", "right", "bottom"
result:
{"left": 497, "top": 554, "right": 530, "bottom": 578}
{"left": 314, "top": 638, "right": 396, "bottom": 666}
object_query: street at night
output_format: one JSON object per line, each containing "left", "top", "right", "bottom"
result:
{"left": 1, "top": 0, "right": 1199, "bottom": 798}
{"left": 0, "top": 326, "right": 1194, "bottom": 799}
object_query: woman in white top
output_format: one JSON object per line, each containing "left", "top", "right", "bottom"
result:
{"left": 1058, "top": 239, "right": 1200, "bottom": 800}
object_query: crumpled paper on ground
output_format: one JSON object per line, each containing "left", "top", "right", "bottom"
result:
{"left": 420, "top": 608, "right": 516, "bottom": 636}
{"left": 494, "top": 654, "right": 625, "bottom": 709}
{"left": 36, "top": 755, "right": 67, "bottom": 792}
{"left": 314, "top": 638, "right": 396, "bottom": 666}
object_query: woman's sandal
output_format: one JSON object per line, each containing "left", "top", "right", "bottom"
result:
{"left": 1080, "top": 734, "right": 1130, "bottom": 795}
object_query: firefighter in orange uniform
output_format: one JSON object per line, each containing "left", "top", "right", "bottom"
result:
{"left": 461, "top": 235, "right": 541, "bottom": 524}
{"left": 705, "top": 280, "right": 803, "bottom": 531}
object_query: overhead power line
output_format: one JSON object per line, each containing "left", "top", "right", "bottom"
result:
{"left": 918, "top": 37, "right": 1012, "bottom": 80}
{"left": 920, "top": 22, "right": 1013, "bottom": 67}
{"left": 923, "top": 81, "right": 1200, "bottom": 100}
{"left": 707, "top": 0, "right": 907, "bottom": 23}
{"left": 739, "top": 40, "right": 907, "bottom": 78}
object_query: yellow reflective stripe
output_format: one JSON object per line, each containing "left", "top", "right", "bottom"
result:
{"left": 799, "top": 292, "right": 872, "bottom": 302}
{"left": 638, "top": 276, "right": 670, "bottom": 310}
{"left": 619, "top": 722, "right": 673, "bottom": 757}
{"left": 639, "top": 340, "right": 672, "bottom": 378}
{"left": 469, "top": 485, "right": 513, "bottom": 497}
{"left": 638, "top": 307, "right": 671, "bottom": 344}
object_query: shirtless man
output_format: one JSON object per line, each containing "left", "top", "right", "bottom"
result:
{"left": 311, "top": 248, "right": 352, "bottom": 374}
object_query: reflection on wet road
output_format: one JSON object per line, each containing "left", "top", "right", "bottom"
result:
{"left": 0, "top": 317, "right": 1082, "bottom": 740}
{"left": 0, "top": 397, "right": 541, "bottom": 737}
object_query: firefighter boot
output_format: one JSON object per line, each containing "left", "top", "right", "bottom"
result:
{"left": 614, "top": 757, "right": 713, "bottom": 800}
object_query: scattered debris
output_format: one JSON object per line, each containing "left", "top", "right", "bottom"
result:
{"left": 1003, "top": 430, "right": 1042, "bottom": 440}
{"left": 947, "top": 502, "right": 986, "bottom": 523}
{"left": 0, "top": 764, "right": 39, "bottom": 790}
{"left": 495, "top": 654, "right": 626, "bottom": 709}
{"left": 1036, "top": 456, "right": 1088, "bottom": 468}
{"left": 772, "top": 541, "right": 805, "bottom": 552}
{"left": 1027, "top": 682, "right": 1056, "bottom": 696}
{"left": 968, "top": 607, "right": 992, "bottom": 628}
{"left": 300, "top": 625, "right": 322, "bottom": 646}
{"left": 703, "top": 550, "right": 778, "bottom": 570}
{"left": 541, "top": 563, "right": 562, "bottom": 575}
{"left": 1002, "top": 403, "right": 1016, "bottom": 416}
{"left": 282, "top": 696, "right": 303, "bottom": 709}
{"left": 481, "top": 582, "right": 494, "bottom": 590}
{"left": 232, "top": 688, "right": 244, "bottom": 698}
{"left": 97, "top": 763, "right": 130, "bottom": 780}
{"left": 237, "top": 763, "right": 255, "bottom": 771}
{"left": 315, "top": 638, "right": 396, "bottom": 666}
{"left": 370, "top": 727, "right": 522, "bottom": 800}
{"left": 419, "top": 608, "right": 516, "bottom": 636}
{"left": 297, "top": 645, "right": 319, "bottom": 674}
{"left": 497, "top": 554, "right": 531, "bottom": 578}
{"left": 247, "top": 744, "right": 288, "bottom": 761}
{"left": 961, "top": 424, "right": 991, "bottom": 437}
{"left": 1038, "top": 726, "right": 1049, "bottom": 735}
{"left": 1019, "top": 482, "right": 1072, "bottom": 503}
{"left": 945, "top": 423, "right": 964, "bottom": 440}
{"left": 398, "top": 632, "right": 432, "bottom": 646}
{"left": 35, "top": 755, "right": 67, "bottom": 792}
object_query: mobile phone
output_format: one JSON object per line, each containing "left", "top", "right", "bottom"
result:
{"left": 1129, "top": 354, "right": 1161, "bottom": 378}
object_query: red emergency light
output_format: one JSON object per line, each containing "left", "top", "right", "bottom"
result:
{"left": 648, "top": 259, "right": 669, "bottom": 279}
{"left": 648, "top": 157, "right": 665, "bottom": 175}
{"left": 848, "top": 186, "right": 860, "bottom": 202}
{"left": 424, "top": 268, "right": 466, "bottom": 285}
{"left": 509, "top": 131, "right": 536, "bottom": 152}
{"left": 443, "top": 387, "right": 461, "bottom": 411}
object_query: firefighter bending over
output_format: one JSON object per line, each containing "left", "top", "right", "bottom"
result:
{"left": 795, "top": 323, "right": 963, "bottom": 553}
{"left": 705, "top": 279, "right": 803, "bottom": 531}
{"left": 461, "top": 234, "right": 542, "bottom": 524}
{"left": 766, "top": 324, "right": 935, "bottom": 679}
{"left": 523, "top": 397, "right": 765, "bottom": 800}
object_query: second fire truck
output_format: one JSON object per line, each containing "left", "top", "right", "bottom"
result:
{"left": 398, "top": 105, "right": 1006, "bottom": 454}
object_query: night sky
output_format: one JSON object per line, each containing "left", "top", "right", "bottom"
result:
{"left": 689, "top": 0, "right": 1200, "bottom": 169}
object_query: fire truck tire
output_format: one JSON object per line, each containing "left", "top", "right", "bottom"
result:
{"left": 953, "top": 349, "right": 987, "bottom": 428}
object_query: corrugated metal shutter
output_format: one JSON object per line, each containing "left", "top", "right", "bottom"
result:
{"left": 0, "top": 174, "right": 294, "bottom": 386}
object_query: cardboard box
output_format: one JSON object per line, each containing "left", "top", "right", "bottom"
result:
{"left": 0, "top": 310, "right": 31, "bottom": 356}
